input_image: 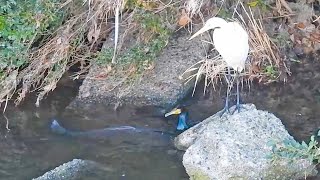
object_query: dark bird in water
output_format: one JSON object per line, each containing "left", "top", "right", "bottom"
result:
{"left": 165, "top": 107, "right": 190, "bottom": 131}
{"left": 50, "top": 119, "right": 175, "bottom": 147}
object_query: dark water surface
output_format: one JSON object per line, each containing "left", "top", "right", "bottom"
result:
{"left": 0, "top": 57, "right": 320, "bottom": 179}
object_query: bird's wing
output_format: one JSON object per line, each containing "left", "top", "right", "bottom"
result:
{"left": 212, "top": 22, "right": 249, "bottom": 70}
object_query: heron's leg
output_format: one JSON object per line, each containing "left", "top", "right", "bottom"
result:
{"left": 219, "top": 67, "right": 231, "bottom": 117}
{"left": 233, "top": 71, "right": 242, "bottom": 114}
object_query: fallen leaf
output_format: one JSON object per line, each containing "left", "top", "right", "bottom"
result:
{"left": 178, "top": 9, "right": 191, "bottom": 27}
{"left": 295, "top": 22, "right": 306, "bottom": 29}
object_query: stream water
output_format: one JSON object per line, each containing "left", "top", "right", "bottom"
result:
{"left": 0, "top": 57, "right": 320, "bottom": 179}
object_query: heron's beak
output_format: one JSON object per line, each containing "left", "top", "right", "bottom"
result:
{"left": 164, "top": 108, "right": 182, "bottom": 117}
{"left": 189, "top": 26, "right": 211, "bottom": 40}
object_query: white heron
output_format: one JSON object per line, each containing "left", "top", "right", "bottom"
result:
{"left": 189, "top": 17, "right": 249, "bottom": 115}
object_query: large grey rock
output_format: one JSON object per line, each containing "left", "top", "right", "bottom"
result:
{"left": 175, "top": 104, "right": 317, "bottom": 180}
{"left": 33, "top": 159, "right": 112, "bottom": 180}
{"left": 69, "top": 30, "right": 204, "bottom": 110}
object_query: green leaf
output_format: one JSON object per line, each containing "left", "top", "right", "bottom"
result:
{"left": 248, "top": 1, "right": 259, "bottom": 7}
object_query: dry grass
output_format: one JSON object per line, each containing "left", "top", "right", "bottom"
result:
{"left": 236, "top": 2, "right": 288, "bottom": 81}
{"left": 182, "top": 0, "right": 291, "bottom": 94}
{"left": 15, "top": 16, "right": 80, "bottom": 106}
{"left": 180, "top": 54, "right": 227, "bottom": 95}
{"left": 84, "top": 0, "right": 127, "bottom": 63}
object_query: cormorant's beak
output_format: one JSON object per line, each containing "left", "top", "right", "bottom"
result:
{"left": 164, "top": 108, "right": 182, "bottom": 117}
{"left": 189, "top": 26, "right": 211, "bottom": 40}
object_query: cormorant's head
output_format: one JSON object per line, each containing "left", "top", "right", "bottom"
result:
{"left": 165, "top": 107, "right": 189, "bottom": 131}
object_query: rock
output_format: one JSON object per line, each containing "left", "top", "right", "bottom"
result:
{"left": 175, "top": 104, "right": 317, "bottom": 180}
{"left": 33, "top": 159, "right": 112, "bottom": 180}
{"left": 68, "top": 30, "right": 204, "bottom": 110}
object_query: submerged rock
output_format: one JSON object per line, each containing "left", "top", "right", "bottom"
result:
{"left": 68, "top": 30, "right": 203, "bottom": 110}
{"left": 33, "top": 159, "right": 112, "bottom": 180}
{"left": 175, "top": 104, "right": 317, "bottom": 180}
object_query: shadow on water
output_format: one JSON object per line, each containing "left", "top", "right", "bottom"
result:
{"left": 0, "top": 55, "right": 320, "bottom": 179}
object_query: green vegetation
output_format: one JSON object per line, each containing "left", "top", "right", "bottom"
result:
{"left": 217, "top": 9, "right": 232, "bottom": 19}
{"left": 264, "top": 65, "right": 278, "bottom": 79}
{"left": 123, "top": 10, "right": 170, "bottom": 68}
{"left": 272, "top": 31, "right": 292, "bottom": 52}
{"left": 95, "top": 9, "right": 170, "bottom": 76}
{"left": 268, "top": 135, "right": 320, "bottom": 164}
{"left": 247, "top": 0, "right": 268, "bottom": 11}
{"left": 0, "top": 0, "right": 63, "bottom": 74}
{"left": 189, "top": 171, "right": 210, "bottom": 180}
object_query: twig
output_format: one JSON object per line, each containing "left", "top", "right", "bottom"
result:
{"left": 313, "top": 16, "right": 320, "bottom": 23}
{"left": 112, "top": 2, "right": 120, "bottom": 64}
{"left": 3, "top": 96, "right": 10, "bottom": 131}
{"left": 264, "top": 14, "right": 295, "bottom": 19}
{"left": 59, "top": 0, "right": 73, "bottom": 9}
{"left": 3, "top": 114, "right": 10, "bottom": 131}
{"left": 155, "top": 0, "right": 177, "bottom": 13}
{"left": 215, "top": 0, "right": 225, "bottom": 17}
{"left": 279, "top": 0, "right": 293, "bottom": 14}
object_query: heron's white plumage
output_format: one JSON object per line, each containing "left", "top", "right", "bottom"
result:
{"left": 190, "top": 17, "right": 249, "bottom": 72}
